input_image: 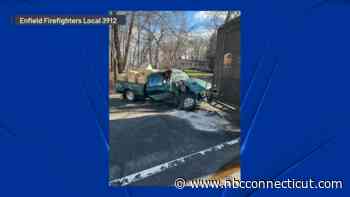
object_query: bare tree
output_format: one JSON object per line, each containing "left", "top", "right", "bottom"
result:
{"left": 123, "top": 12, "right": 136, "bottom": 69}
{"left": 110, "top": 11, "right": 239, "bottom": 74}
{"left": 111, "top": 11, "right": 137, "bottom": 74}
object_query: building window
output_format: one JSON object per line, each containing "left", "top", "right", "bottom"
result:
{"left": 224, "top": 53, "right": 233, "bottom": 65}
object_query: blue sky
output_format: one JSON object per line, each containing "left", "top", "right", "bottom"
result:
{"left": 185, "top": 11, "right": 227, "bottom": 38}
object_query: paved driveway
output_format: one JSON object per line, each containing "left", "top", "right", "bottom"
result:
{"left": 109, "top": 94, "right": 240, "bottom": 186}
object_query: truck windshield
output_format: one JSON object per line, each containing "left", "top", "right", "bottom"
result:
{"left": 171, "top": 71, "right": 189, "bottom": 82}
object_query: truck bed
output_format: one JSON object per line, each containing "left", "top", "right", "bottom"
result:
{"left": 115, "top": 81, "right": 145, "bottom": 96}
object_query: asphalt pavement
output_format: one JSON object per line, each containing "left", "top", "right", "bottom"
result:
{"left": 109, "top": 94, "right": 240, "bottom": 186}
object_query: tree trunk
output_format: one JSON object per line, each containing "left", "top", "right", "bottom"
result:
{"left": 109, "top": 24, "right": 117, "bottom": 89}
{"left": 148, "top": 35, "right": 153, "bottom": 65}
{"left": 113, "top": 21, "right": 123, "bottom": 73}
{"left": 155, "top": 45, "right": 159, "bottom": 68}
{"left": 137, "top": 20, "right": 141, "bottom": 65}
{"left": 123, "top": 12, "right": 136, "bottom": 70}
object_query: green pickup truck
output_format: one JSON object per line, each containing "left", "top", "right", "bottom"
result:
{"left": 116, "top": 69, "right": 212, "bottom": 110}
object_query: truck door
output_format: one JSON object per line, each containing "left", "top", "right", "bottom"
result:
{"left": 145, "top": 73, "right": 172, "bottom": 101}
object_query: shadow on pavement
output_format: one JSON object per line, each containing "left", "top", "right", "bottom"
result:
{"left": 110, "top": 96, "right": 174, "bottom": 113}
{"left": 109, "top": 113, "right": 239, "bottom": 182}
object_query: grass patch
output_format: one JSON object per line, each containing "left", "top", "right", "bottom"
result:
{"left": 183, "top": 69, "right": 213, "bottom": 77}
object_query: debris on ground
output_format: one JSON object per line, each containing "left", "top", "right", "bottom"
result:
{"left": 168, "top": 110, "right": 236, "bottom": 132}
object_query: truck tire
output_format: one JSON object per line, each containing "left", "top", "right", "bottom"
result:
{"left": 124, "top": 90, "right": 136, "bottom": 102}
{"left": 178, "top": 93, "right": 196, "bottom": 111}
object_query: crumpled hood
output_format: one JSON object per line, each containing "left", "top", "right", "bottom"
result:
{"left": 184, "top": 78, "right": 212, "bottom": 94}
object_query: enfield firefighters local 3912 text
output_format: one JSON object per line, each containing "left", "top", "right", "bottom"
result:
{"left": 16, "top": 16, "right": 120, "bottom": 25}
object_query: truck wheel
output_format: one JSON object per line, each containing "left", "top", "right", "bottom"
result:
{"left": 125, "top": 90, "right": 135, "bottom": 102}
{"left": 179, "top": 93, "right": 196, "bottom": 111}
